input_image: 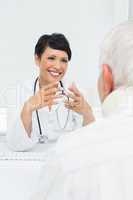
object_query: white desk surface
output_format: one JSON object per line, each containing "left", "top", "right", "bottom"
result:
{"left": 0, "top": 135, "right": 56, "bottom": 200}
{"left": 0, "top": 135, "right": 56, "bottom": 152}
{"left": 0, "top": 160, "right": 44, "bottom": 200}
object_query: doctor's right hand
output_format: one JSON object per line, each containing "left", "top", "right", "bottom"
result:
{"left": 21, "top": 82, "right": 61, "bottom": 137}
{"left": 24, "top": 82, "right": 60, "bottom": 112}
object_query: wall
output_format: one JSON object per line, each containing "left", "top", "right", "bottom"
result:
{"left": 129, "top": 0, "right": 133, "bottom": 19}
{"left": 0, "top": 0, "right": 129, "bottom": 109}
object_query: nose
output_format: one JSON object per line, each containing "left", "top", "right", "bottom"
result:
{"left": 54, "top": 59, "right": 62, "bottom": 70}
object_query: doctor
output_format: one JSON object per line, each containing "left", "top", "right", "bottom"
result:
{"left": 7, "top": 33, "right": 94, "bottom": 151}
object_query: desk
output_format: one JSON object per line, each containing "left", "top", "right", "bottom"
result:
{"left": 0, "top": 136, "right": 55, "bottom": 200}
{"left": 0, "top": 135, "right": 56, "bottom": 152}
{"left": 0, "top": 160, "right": 44, "bottom": 200}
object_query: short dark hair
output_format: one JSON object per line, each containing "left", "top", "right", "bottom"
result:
{"left": 35, "top": 33, "right": 72, "bottom": 60}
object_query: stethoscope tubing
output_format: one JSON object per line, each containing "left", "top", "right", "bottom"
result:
{"left": 33, "top": 77, "right": 70, "bottom": 142}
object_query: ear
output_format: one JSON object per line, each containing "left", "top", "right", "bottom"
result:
{"left": 102, "top": 64, "right": 114, "bottom": 94}
{"left": 34, "top": 54, "right": 40, "bottom": 66}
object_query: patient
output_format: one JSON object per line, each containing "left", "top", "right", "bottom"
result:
{"left": 32, "top": 21, "right": 133, "bottom": 200}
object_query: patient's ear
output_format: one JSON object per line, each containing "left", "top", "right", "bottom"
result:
{"left": 102, "top": 64, "right": 114, "bottom": 94}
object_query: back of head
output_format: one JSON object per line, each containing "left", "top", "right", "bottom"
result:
{"left": 99, "top": 21, "right": 133, "bottom": 88}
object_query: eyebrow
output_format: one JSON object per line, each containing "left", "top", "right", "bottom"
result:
{"left": 48, "top": 54, "right": 68, "bottom": 59}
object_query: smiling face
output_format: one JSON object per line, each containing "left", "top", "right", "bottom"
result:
{"left": 35, "top": 47, "right": 69, "bottom": 85}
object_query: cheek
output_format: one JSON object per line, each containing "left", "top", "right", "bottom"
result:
{"left": 40, "top": 60, "right": 52, "bottom": 69}
{"left": 63, "top": 64, "right": 68, "bottom": 73}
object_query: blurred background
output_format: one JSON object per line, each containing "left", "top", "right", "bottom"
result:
{"left": 0, "top": 0, "right": 130, "bottom": 132}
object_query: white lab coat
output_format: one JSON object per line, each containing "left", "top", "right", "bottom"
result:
{"left": 31, "top": 87, "right": 133, "bottom": 200}
{"left": 6, "top": 79, "right": 83, "bottom": 151}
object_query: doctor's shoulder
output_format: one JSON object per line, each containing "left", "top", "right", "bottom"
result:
{"left": 16, "top": 79, "right": 35, "bottom": 106}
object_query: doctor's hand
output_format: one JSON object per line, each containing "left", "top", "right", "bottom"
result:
{"left": 64, "top": 83, "right": 95, "bottom": 126}
{"left": 21, "top": 82, "right": 61, "bottom": 137}
{"left": 25, "top": 82, "right": 60, "bottom": 112}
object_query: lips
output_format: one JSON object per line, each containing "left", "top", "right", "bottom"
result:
{"left": 48, "top": 69, "right": 62, "bottom": 78}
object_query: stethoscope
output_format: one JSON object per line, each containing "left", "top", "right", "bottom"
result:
{"left": 34, "top": 77, "right": 70, "bottom": 143}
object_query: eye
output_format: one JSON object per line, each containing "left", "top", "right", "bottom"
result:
{"left": 48, "top": 56, "right": 55, "bottom": 60}
{"left": 61, "top": 58, "right": 68, "bottom": 63}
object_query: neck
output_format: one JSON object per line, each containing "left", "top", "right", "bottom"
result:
{"left": 102, "top": 86, "right": 133, "bottom": 117}
{"left": 38, "top": 76, "right": 49, "bottom": 88}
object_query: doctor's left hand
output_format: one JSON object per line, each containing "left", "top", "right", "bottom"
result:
{"left": 64, "top": 83, "right": 95, "bottom": 126}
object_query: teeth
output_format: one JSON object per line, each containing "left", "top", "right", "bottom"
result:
{"left": 49, "top": 71, "right": 60, "bottom": 76}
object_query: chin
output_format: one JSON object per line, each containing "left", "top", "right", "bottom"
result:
{"left": 50, "top": 75, "right": 63, "bottom": 82}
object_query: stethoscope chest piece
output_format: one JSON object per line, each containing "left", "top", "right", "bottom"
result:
{"left": 38, "top": 135, "right": 48, "bottom": 144}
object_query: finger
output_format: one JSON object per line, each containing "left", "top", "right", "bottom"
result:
{"left": 66, "top": 92, "right": 80, "bottom": 101}
{"left": 65, "top": 101, "right": 80, "bottom": 107}
{"left": 64, "top": 94, "right": 82, "bottom": 105}
{"left": 48, "top": 104, "right": 52, "bottom": 111}
{"left": 45, "top": 99, "right": 54, "bottom": 111}
{"left": 54, "top": 94, "right": 64, "bottom": 99}
{"left": 40, "top": 91, "right": 52, "bottom": 102}
{"left": 65, "top": 104, "right": 77, "bottom": 111}
{"left": 47, "top": 93, "right": 65, "bottom": 110}
{"left": 41, "top": 81, "right": 59, "bottom": 91}
{"left": 42, "top": 93, "right": 61, "bottom": 104}
{"left": 42, "top": 99, "right": 58, "bottom": 107}
{"left": 65, "top": 100, "right": 77, "bottom": 108}
{"left": 68, "top": 83, "right": 81, "bottom": 97}
{"left": 42, "top": 87, "right": 59, "bottom": 96}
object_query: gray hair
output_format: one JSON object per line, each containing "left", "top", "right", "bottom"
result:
{"left": 99, "top": 21, "right": 133, "bottom": 88}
